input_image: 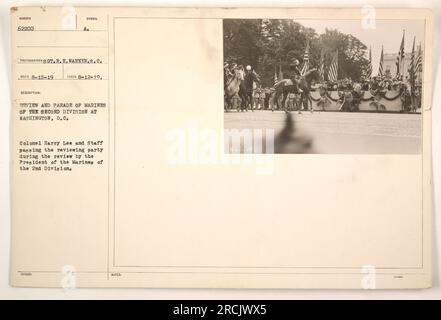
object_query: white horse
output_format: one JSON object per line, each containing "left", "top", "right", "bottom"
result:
{"left": 224, "top": 67, "right": 245, "bottom": 111}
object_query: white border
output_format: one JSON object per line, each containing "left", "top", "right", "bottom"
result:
{"left": 1, "top": 0, "right": 440, "bottom": 299}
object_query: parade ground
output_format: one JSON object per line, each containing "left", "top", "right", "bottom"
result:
{"left": 224, "top": 111, "right": 422, "bottom": 154}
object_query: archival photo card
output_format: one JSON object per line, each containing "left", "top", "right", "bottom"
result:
{"left": 10, "top": 7, "right": 432, "bottom": 289}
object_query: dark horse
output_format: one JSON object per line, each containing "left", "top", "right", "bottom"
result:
{"left": 273, "top": 68, "right": 318, "bottom": 113}
{"left": 238, "top": 70, "right": 260, "bottom": 111}
{"left": 273, "top": 79, "right": 299, "bottom": 112}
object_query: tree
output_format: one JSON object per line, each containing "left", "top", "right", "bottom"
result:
{"left": 223, "top": 19, "right": 263, "bottom": 68}
{"left": 223, "top": 19, "right": 370, "bottom": 86}
{"left": 319, "top": 29, "right": 369, "bottom": 81}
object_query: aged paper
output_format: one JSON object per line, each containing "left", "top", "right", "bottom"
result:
{"left": 10, "top": 7, "right": 432, "bottom": 288}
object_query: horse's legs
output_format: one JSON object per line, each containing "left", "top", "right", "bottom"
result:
{"left": 271, "top": 93, "right": 275, "bottom": 112}
{"left": 239, "top": 92, "right": 245, "bottom": 112}
{"left": 225, "top": 95, "right": 231, "bottom": 112}
{"left": 274, "top": 91, "right": 280, "bottom": 111}
{"left": 308, "top": 94, "right": 313, "bottom": 113}
{"left": 282, "top": 93, "right": 289, "bottom": 113}
{"left": 250, "top": 93, "right": 254, "bottom": 112}
{"left": 242, "top": 93, "right": 248, "bottom": 111}
{"left": 301, "top": 93, "right": 312, "bottom": 113}
{"left": 230, "top": 96, "right": 236, "bottom": 112}
{"left": 249, "top": 93, "right": 253, "bottom": 111}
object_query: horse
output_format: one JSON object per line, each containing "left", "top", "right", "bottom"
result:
{"left": 273, "top": 68, "right": 318, "bottom": 113}
{"left": 224, "top": 66, "right": 245, "bottom": 111}
{"left": 238, "top": 70, "right": 260, "bottom": 112}
{"left": 273, "top": 79, "right": 300, "bottom": 112}
{"left": 297, "top": 68, "right": 319, "bottom": 113}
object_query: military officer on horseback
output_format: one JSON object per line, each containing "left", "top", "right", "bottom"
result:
{"left": 288, "top": 59, "right": 302, "bottom": 85}
{"left": 223, "top": 62, "right": 232, "bottom": 88}
{"left": 239, "top": 65, "right": 260, "bottom": 111}
{"left": 224, "top": 62, "right": 239, "bottom": 87}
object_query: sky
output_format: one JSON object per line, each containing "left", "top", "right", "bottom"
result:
{"left": 296, "top": 19, "right": 425, "bottom": 73}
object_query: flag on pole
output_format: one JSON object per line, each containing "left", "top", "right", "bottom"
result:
{"left": 409, "top": 36, "right": 416, "bottom": 90}
{"left": 274, "top": 65, "right": 278, "bottom": 84}
{"left": 415, "top": 42, "right": 423, "bottom": 82}
{"left": 319, "top": 50, "right": 325, "bottom": 80}
{"left": 300, "top": 41, "right": 310, "bottom": 76}
{"left": 378, "top": 46, "right": 384, "bottom": 77}
{"left": 366, "top": 46, "right": 372, "bottom": 79}
{"left": 328, "top": 50, "right": 338, "bottom": 81}
{"left": 395, "top": 30, "right": 405, "bottom": 77}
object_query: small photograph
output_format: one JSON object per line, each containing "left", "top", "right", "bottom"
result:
{"left": 223, "top": 19, "right": 424, "bottom": 154}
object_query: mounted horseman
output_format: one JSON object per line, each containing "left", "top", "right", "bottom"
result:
{"left": 272, "top": 59, "right": 301, "bottom": 112}
{"left": 238, "top": 65, "right": 260, "bottom": 112}
{"left": 297, "top": 67, "right": 318, "bottom": 113}
{"left": 273, "top": 59, "right": 318, "bottom": 113}
{"left": 289, "top": 59, "right": 302, "bottom": 83}
{"left": 224, "top": 64, "right": 245, "bottom": 111}
{"left": 223, "top": 62, "right": 233, "bottom": 89}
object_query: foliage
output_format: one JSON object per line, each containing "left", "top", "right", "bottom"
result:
{"left": 223, "top": 19, "right": 370, "bottom": 87}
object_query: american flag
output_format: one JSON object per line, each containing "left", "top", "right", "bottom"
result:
{"left": 300, "top": 41, "right": 310, "bottom": 76}
{"left": 366, "top": 46, "right": 372, "bottom": 79}
{"left": 409, "top": 36, "right": 416, "bottom": 87}
{"left": 415, "top": 42, "right": 423, "bottom": 80}
{"left": 328, "top": 50, "right": 338, "bottom": 81}
{"left": 378, "top": 46, "right": 384, "bottom": 77}
{"left": 395, "top": 30, "right": 405, "bottom": 77}
{"left": 319, "top": 50, "right": 325, "bottom": 80}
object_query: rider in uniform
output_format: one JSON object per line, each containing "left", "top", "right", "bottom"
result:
{"left": 288, "top": 59, "right": 305, "bottom": 110}
{"left": 288, "top": 59, "right": 302, "bottom": 86}
{"left": 241, "top": 65, "right": 259, "bottom": 111}
{"left": 245, "top": 65, "right": 253, "bottom": 77}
